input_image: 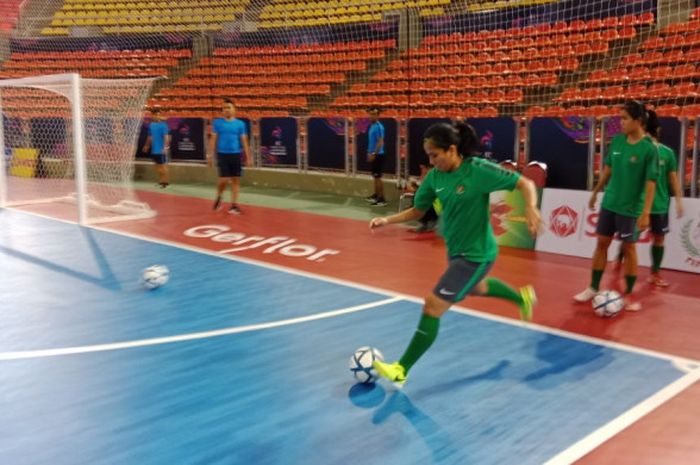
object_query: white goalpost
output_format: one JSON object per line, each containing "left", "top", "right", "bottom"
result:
{"left": 0, "top": 73, "right": 156, "bottom": 225}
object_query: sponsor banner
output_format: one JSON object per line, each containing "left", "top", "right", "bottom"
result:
{"left": 307, "top": 117, "right": 347, "bottom": 171}
{"left": 169, "top": 118, "right": 206, "bottom": 161}
{"left": 260, "top": 117, "right": 298, "bottom": 167}
{"left": 529, "top": 117, "right": 591, "bottom": 190}
{"left": 537, "top": 188, "right": 700, "bottom": 273}
{"left": 467, "top": 117, "right": 517, "bottom": 163}
{"left": 491, "top": 189, "right": 540, "bottom": 250}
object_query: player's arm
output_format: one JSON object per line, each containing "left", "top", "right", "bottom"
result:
{"left": 207, "top": 132, "right": 218, "bottom": 167}
{"left": 371, "top": 173, "right": 432, "bottom": 228}
{"left": 164, "top": 133, "right": 171, "bottom": 155}
{"left": 241, "top": 134, "right": 251, "bottom": 167}
{"left": 638, "top": 145, "right": 659, "bottom": 230}
{"left": 370, "top": 207, "right": 424, "bottom": 229}
{"left": 638, "top": 180, "right": 656, "bottom": 230}
{"left": 373, "top": 136, "right": 383, "bottom": 155}
{"left": 669, "top": 170, "right": 684, "bottom": 218}
{"left": 515, "top": 176, "right": 542, "bottom": 236}
{"left": 589, "top": 165, "right": 611, "bottom": 210}
{"left": 143, "top": 135, "right": 152, "bottom": 153}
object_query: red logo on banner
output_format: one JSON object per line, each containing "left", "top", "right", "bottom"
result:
{"left": 490, "top": 201, "right": 513, "bottom": 236}
{"left": 550, "top": 206, "right": 579, "bottom": 237}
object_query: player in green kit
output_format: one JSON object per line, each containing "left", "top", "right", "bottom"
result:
{"left": 574, "top": 101, "right": 658, "bottom": 311}
{"left": 644, "top": 110, "right": 684, "bottom": 286}
{"left": 368, "top": 122, "right": 542, "bottom": 386}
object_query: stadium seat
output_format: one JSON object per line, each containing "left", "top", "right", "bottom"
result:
{"left": 522, "top": 161, "right": 548, "bottom": 188}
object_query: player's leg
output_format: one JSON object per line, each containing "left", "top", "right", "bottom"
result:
{"left": 155, "top": 155, "right": 169, "bottom": 187}
{"left": 370, "top": 157, "right": 387, "bottom": 206}
{"left": 214, "top": 155, "right": 233, "bottom": 210}
{"left": 229, "top": 177, "right": 241, "bottom": 214}
{"left": 373, "top": 258, "right": 492, "bottom": 386}
{"left": 471, "top": 277, "right": 536, "bottom": 321}
{"left": 574, "top": 208, "right": 615, "bottom": 302}
{"left": 227, "top": 155, "right": 243, "bottom": 214}
{"left": 618, "top": 214, "right": 642, "bottom": 310}
{"left": 649, "top": 214, "right": 670, "bottom": 287}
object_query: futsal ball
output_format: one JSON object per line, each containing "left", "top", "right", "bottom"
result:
{"left": 141, "top": 265, "right": 169, "bottom": 290}
{"left": 349, "top": 346, "right": 384, "bottom": 384}
{"left": 592, "top": 290, "right": 624, "bottom": 317}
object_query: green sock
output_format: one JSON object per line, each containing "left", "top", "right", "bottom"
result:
{"left": 484, "top": 277, "right": 523, "bottom": 305}
{"left": 625, "top": 275, "right": 637, "bottom": 295}
{"left": 591, "top": 269, "right": 604, "bottom": 291}
{"left": 651, "top": 245, "right": 664, "bottom": 273}
{"left": 399, "top": 314, "right": 440, "bottom": 373}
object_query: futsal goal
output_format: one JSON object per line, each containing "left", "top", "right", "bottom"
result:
{"left": 0, "top": 73, "right": 156, "bottom": 225}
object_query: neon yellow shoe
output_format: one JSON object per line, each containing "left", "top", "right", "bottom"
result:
{"left": 519, "top": 285, "right": 537, "bottom": 322}
{"left": 372, "top": 360, "right": 407, "bottom": 387}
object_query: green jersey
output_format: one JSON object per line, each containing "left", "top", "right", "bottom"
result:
{"left": 651, "top": 143, "right": 678, "bottom": 214}
{"left": 414, "top": 157, "right": 520, "bottom": 262}
{"left": 601, "top": 134, "right": 658, "bottom": 218}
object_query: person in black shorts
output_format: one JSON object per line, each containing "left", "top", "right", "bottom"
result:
{"left": 208, "top": 99, "right": 250, "bottom": 215}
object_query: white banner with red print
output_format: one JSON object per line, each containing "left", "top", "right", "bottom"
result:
{"left": 536, "top": 188, "right": 700, "bottom": 274}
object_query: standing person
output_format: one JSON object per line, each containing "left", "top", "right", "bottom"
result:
{"left": 208, "top": 99, "right": 250, "bottom": 214}
{"left": 369, "top": 122, "right": 542, "bottom": 386}
{"left": 364, "top": 107, "right": 387, "bottom": 206}
{"left": 574, "top": 101, "right": 658, "bottom": 311}
{"left": 142, "top": 109, "right": 170, "bottom": 188}
{"left": 645, "top": 110, "right": 684, "bottom": 286}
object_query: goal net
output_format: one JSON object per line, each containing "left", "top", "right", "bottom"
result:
{"left": 1, "top": 0, "right": 699, "bottom": 191}
{"left": 0, "top": 73, "right": 156, "bottom": 224}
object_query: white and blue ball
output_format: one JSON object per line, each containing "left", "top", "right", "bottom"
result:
{"left": 592, "top": 290, "right": 624, "bottom": 317}
{"left": 349, "top": 346, "right": 384, "bottom": 384}
{"left": 141, "top": 264, "right": 169, "bottom": 290}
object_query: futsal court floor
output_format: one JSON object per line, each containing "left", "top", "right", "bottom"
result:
{"left": 2, "top": 186, "right": 700, "bottom": 465}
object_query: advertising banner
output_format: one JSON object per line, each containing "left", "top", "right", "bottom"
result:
{"left": 537, "top": 188, "right": 700, "bottom": 273}
{"left": 260, "top": 117, "right": 298, "bottom": 167}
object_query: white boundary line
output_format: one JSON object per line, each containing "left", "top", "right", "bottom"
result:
{"left": 0, "top": 297, "right": 401, "bottom": 361}
{"left": 4, "top": 208, "right": 700, "bottom": 369}
{"left": 543, "top": 368, "right": 700, "bottom": 465}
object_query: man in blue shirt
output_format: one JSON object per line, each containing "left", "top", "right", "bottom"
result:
{"left": 208, "top": 99, "right": 250, "bottom": 215}
{"left": 142, "top": 109, "right": 170, "bottom": 188}
{"left": 365, "top": 107, "right": 386, "bottom": 206}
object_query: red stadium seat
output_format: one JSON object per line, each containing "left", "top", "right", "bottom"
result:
{"left": 522, "top": 161, "right": 548, "bottom": 188}
{"left": 620, "top": 14, "right": 638, "bottom": 27}
{"left": 568, "top": 20, "right": 587, "bottom": 32}
{"left": 655, "top": 104, "right": 681, "bottom": 117}
{"left": 556, "top": 87, "right": 581, "bottom": 103}
{"left": 525, "top": 106, "right": 546, "bottom": 118}
{"left": 638, "top": 12, "right": 655, "bottom": 25}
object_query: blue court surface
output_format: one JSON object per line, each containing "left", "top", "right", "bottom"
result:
{"left": 0, "top": 209, "right": 691, "bottom": 465}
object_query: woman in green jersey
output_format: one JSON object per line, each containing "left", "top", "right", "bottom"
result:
{"left": 574, "top": 101, "right": 658, "bottom": 311}
{"left": 644, "top": 110, "right": 684, "bottom": 287}
{"left": 368, "top": 122, "right": 542, "bottom": 386}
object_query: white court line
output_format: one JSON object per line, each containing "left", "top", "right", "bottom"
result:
{"left": 6, "top": 208, "right": 700, "bottom": 369}
{"left": 543, "top": 367, "right": 700, "bottom": 465}
{"left": 0, "top": 297, "right": 401, "bottom": 361}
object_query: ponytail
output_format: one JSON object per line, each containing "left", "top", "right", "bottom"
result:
{"left": 424, "top": 121, "right": 479, "bottom": 158}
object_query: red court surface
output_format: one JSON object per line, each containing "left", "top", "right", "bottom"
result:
{"left": 16, "top": 190, "right": 700, "bottom": 464}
